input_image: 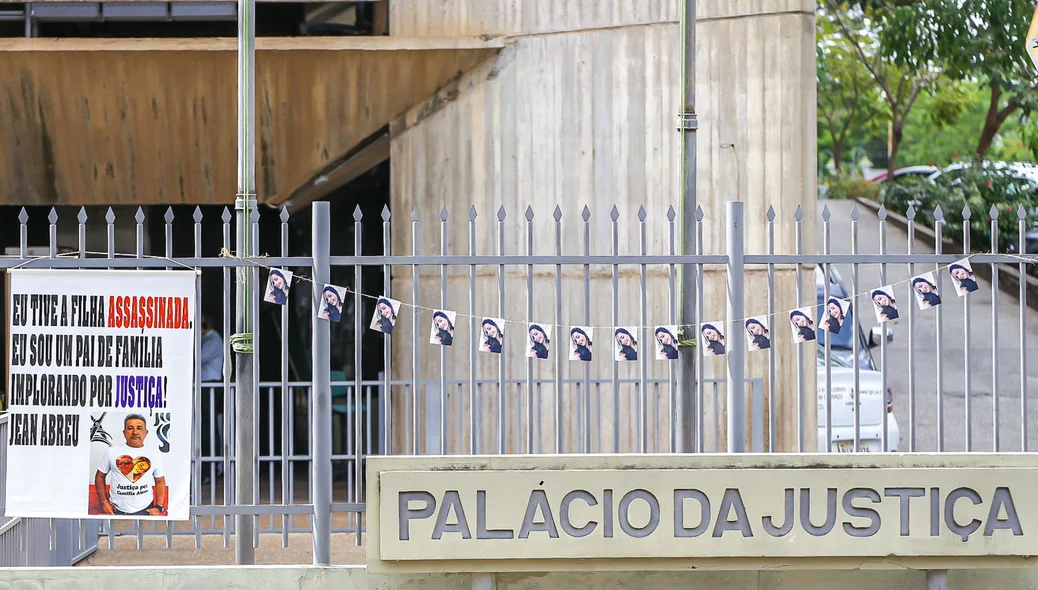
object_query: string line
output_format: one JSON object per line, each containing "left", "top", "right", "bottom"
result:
{"left": 216, "top": 248, "right": 1029, "bottom": 334}
{"left": 8, "top": 248, "right": 1033, "bottom": 335}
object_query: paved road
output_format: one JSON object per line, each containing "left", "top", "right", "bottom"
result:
{"left": 820, "top": 199, "right": 1038, "bottom": 452}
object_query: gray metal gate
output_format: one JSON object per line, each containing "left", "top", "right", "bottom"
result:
{"left": 2, "top": 197, "right": 1036, "bottom": 563}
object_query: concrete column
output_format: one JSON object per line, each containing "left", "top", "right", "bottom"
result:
{"left": 695, "top": 0, "right": 819, "bottom": 451}
{"left": 388, "top": 0, "right": 819, "bottom": 453}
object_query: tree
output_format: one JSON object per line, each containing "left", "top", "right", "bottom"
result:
{"left": 881, "top": 0, "right": 1038, "bottom": 158}
{"left": 823, "top": 0, "right": 941, "bottom": 178}
{"left": 897, "top": 81, "right": 1034, "bottom": 166}
{"left": 817, "top": 13, "right": 884, "bottom": 171}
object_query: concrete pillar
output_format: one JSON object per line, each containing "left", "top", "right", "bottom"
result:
{"left": 694, "top": 0, "right": 818, "bottom": 451}
{"left": 387, "top": 0, "right": 818, "bottom": 453}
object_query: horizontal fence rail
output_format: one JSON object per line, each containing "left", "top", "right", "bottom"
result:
{"left": 1, "top": 198, "right": 1036, "bottom": 561}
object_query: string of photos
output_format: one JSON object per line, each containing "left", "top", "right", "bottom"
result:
{"left": 251, "top": 253, "right": 990, "bottom": 363}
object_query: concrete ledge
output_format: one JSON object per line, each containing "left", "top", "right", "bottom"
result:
{"left": 0, "top": 36, "right": 508, "bottom": 52}
{"left": 3, "top": 566, "right": 1038, "bottom": 589}
{"left": 855, "top": 197, "right": 1038, "bottom": 312}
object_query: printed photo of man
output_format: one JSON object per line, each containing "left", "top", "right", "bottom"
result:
{"left": 91, "top": 414, "right": 167, "bottom": 517}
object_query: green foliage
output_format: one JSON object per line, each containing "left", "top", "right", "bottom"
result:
{"left": 817, "top": 0, "right": 1038, "bottom": 171}
{"left": 881, "top": 0, "right": 1033, "bottom": 88}
{"left": 827, "top": 173, "right": 882, "bottom": 200}
{"left": 1021, "top": 118, "right": 1038, "bottom": 159}
{"left": 880, "top": 164, "right": 1036, "bottom": 252}
{"left": 899, "top": 85, "right": 1037, "bottom": 166}
{"left": 922, "top": 79, "right": 975, "bottom": 128}
{"left": 878, "top": 175, "right": 932, "bottom": 212}
{"left": 817, "top": 16, "right": 885, "bottom": 170}
{"left": 878, "top": 0, "right": 1038, "bottom": 156}
{"left": 821, "top": 0, "right": 940, "bottom": 172}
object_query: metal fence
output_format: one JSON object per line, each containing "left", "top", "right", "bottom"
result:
{"left": 0, "top": 415, "right": 99, "bottom": 566}
{"left": 2, "top": 198, "right": 1037, "bottom": 563}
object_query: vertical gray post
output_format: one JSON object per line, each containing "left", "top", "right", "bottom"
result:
{"left": 926, "top": 570, "right": 948, "bottom": 590}
{"left": 676, "top": 0, "right": 698, "bottom": 454}
{"left": 726, "top": 201, "right": 746, "bottom": 453}
{"left": 234, "top": 0, "right": 257, "bottom": 566}
{"left": 311, "top": 202, "right": 332, "bottom": 565}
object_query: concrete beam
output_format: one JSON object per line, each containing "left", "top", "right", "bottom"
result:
{"left": 0, "top": 36, "right": 503, "bottom": 206}
{"left": 19, "top": 0, "right": 375, "bottom": 3}
{"left": 0, "top": 36, "right": 506, "bottom": 52}
{"left": 275, "top": 130, "right": 391, "bottom": 213}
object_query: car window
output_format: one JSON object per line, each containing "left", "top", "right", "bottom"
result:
{"left": 816, "top": 346, "right": 853, "bottom": 368}
{"left": 814, "top": 267, "right": 878, "bottom": 370}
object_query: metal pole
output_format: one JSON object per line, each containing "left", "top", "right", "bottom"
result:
{"left": 676, "top": 0, "right": 698, "bottom": 453}
{"left": 234, "top": 0, "right": 257, "bottom": 565}
{"left": 726, "top": 201, "right": 746, "bottom": 453}
{"left": 311, "top": 202, "right": 332, "bottom": 564}
{"left": 926, "top": 570, "right": 948, "bottom": 590}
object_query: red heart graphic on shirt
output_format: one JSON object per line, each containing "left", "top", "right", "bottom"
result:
{"left": 115, "top": 455, "right": 134, "bottom": 478}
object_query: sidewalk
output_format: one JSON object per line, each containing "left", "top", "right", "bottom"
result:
{"left": 79, "top": 532, "right": 366, "bottom": 566}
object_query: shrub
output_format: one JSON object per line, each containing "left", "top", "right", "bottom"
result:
{"left": 879, "top": 176, "right": 935, "bottom": 216}
{"left": 881, "top": 163, "right": 1034, "bottom": 253}
{"left": 931, "top": 164, "right": 1033, "bottom": 253}
{"left": 826, "top": 173, "right": 881, "bottom": 201}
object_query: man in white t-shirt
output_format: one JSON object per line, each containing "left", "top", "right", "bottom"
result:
{"left": 94, "top": 414, "right": 168, "bottom": 516}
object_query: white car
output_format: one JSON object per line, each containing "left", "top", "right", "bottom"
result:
{"left": 815, "top": 267, "right": 901, "bottom": 452}
{"left": 867, "top": 165, "right": 939, "bottom": 183}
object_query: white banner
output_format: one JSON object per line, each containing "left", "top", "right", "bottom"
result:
{"left": 5, "top": 269, "right": 196, "bottom": 520}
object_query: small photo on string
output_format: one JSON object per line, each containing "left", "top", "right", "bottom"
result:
{"left": 700, "top": 322, "right": 726, "bottom": 357}
{"left": 613, "top": 327, "right": 638, "bottom": 362}
{"left": 744, "top": 317, "right": 771, "bottom": 352}
{"left": 263, "top": 269, "right": 293, "bottom": 306}
{"left": 948, "top": 258, "right": 980, "bottom": 297}
{"left": 911, "top": 272, "right": 942, "bottom": 310}
{"left": 317, "top": 285, "right": 347, "bottom": 322}
{"left": 569, "top": 327, "right": 593, "bottom": 362}
{"left": 654, "top": 326, "right": 679, "bottom": 360}
{"left": 527, "top": 323, "right": 551, "bottom": 359}
{"left": 479, "top": 318, "right": 505, "bottom": 354}
{"left": 871, "top": 286, "right": 900, "bottom": 323}
{"left": 789, "top": 308, "right": 817, "bottom": 344}
{"left": 370, "top": 296, "right": 401, "bottom": 334}
{"left": 429, "top": 310, "right": 456, "bottom": 346}
{"left": 819, "top": 297, "right": 850, "bottom": 335}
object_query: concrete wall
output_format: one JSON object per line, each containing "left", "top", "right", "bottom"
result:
{"left": 386, "top": 0, "right": 817, "bottom": 453}
{"left": 389, "top": 0, "right": 679, "bottom": 36}
{"left": 388, "top": 22, "right": 682, "bottom": 457}
{"left": 5, "top": 566, "right": 1038, "bottom": 589}
{"left": 692, "top": 0, "right": 819, "bottom": 450}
